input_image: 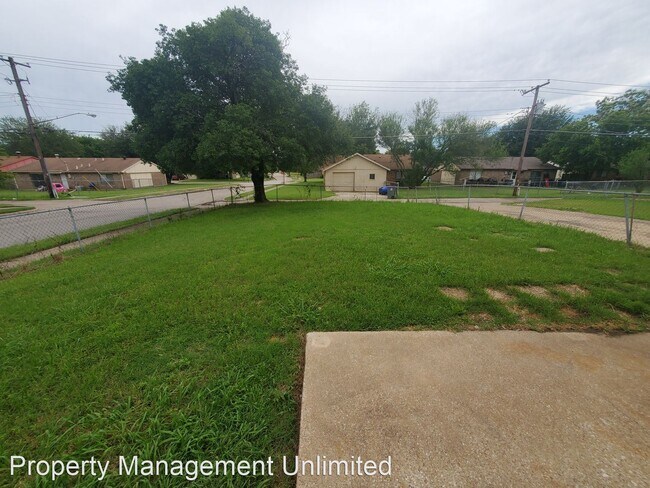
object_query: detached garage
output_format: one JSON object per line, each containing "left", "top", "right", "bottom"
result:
{"left": 323, "top": 153, "right": 411, "bottom": 192}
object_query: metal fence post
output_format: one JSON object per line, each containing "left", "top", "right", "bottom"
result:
{"left": 144, "top": 197, "right": 152, "bottom": 228}
{"left": 415, "top": 186, "right": 418, "bottom": 202}
{"left": 624, "top": 193, "right": 632, "bottom": 246}
{"left": 467, "top": 185, "right": 472, "bottom": 209}
{"left": 210, "top": 188, "right": 216, "bottom": 209}
{"left": 230, "top": 186, "right": 234, "bottom": 205}
{"left": 320, "top": 185, "right": 323, "bottom": 200}
{"left": 519, "top": 186, "right": 529, "bottom": 220}
{"left": 67, "top": 207, "right": 84, "bottom": 251}
{"left": 186, "top": 192, "right": 191, "bottom": 210}
{"left": 276, "top": 185, "right": 279, "bottom": 202}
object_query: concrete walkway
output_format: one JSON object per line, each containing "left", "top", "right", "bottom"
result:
{"left": 436, "top": 197, "right": 650, "bottom": 247}
{"left": 298, "top": 331, "right": 649, "bottom": 487}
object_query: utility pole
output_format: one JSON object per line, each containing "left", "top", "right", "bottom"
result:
{"left": 1, "top": 56, "right": 57, "bottom": 198}
{"left": 513, "top": 80, "right": 550, "bottom": 196}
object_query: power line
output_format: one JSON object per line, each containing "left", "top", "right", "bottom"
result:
{"left": 0, "top": 52, "right": 123, "bottom": 68}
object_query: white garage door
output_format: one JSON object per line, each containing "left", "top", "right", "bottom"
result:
{"left": 331, "top": 171, "right": 355, "bottom": 191}
{"left": 132, "top": 174, "right": 154, "bottom": 188}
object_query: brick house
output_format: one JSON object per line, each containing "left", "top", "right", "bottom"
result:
{"left": 1, "top": 156, "right": 167, "bottom": 190}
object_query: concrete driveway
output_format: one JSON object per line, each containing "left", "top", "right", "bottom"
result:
{"left": 436, "top": 197, "right": 650, "bottom": 247}
{"left": 298, "top": 331, "right": 649, "bottom": 487}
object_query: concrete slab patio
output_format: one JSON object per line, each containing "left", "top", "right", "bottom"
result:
{"left": 298, "top": 331, "right": 650, "bottom": 487}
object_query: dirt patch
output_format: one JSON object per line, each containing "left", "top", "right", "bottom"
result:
{"left": 268, "top": 335, "right": 287, "bottom": 343}
{"left": 561, "top": 306, "right": 581, "bottom": 319}
{"left": 440, "top": 287, "right": 469, "bottom": 300}
{"left": 556, "top": 284, "right": 588, "bottom": 297}
{"left": 605, "top": 268, "right": 621, "bottom": 275}
{"left": 469, "top": 312, "right": 493, "bottom": 327}
{"left": 509, "top": 304, "right": 541, "bottom": 323}
{"left": 401, "top": 325, "right": 419, "bottom": 331}
{"left": 534, "top": 247, "right": 555, "bottom": 253}
{"left": 486, "top": 288, "right": 513, "bottom": 302}
{"left": 517, "top": 285, "right": 552, "bottom": 299}
{"left": 293, "top": 236, "right": 311, "bottom": 241}
{"left": 615, "top": 309, "right": 634, "bottom": 321}
{"left": 436, "top": 226, "right": 454, "bottom": 231}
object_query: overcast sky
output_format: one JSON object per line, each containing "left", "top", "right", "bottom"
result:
{"left": 1, "top": 0, "right": 648, "bottom": 136}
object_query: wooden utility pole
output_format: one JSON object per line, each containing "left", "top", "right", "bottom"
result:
{"left": 513, "top": 80, "right": 550, "bottom": 196}
{"left": 1, "top": 56, "right": 57, "bottom": 198}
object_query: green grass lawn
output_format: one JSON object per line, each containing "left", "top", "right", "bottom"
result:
{"left": 397, "top": 186, "right": 566, "bottom": 199}
{"left": 0, "top": 204, "right": 34, "bottom": 214}
{"left": 525, "top": 195, "right": 650, "bottom": 220}
{"left": 239, "top": 179, "right": 334, "bottom": 201}
{"left": 1, "top": 202, "right": 648, "bottom": 486}
{"left": 1, "top": 180, "right": 240, "bottom": 202}
{"left": 0, "top": 189, "right": 51, "bottom": 201}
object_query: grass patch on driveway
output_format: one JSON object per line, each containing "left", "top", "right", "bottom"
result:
{"left": 1, "top": 202, "right": 648, "bottom": 486}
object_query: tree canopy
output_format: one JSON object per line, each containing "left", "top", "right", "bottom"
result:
{"left": 0, "top": 117, "right": 84, "bottom": 157}
{"left": 108, "top": 7, "right": 343, "bottom": 201}
{"left": 536, "top": 89, "right": 650, "bottom": 180}
{"left": 376, "top": 98, "right": 505, "bottom": 187}
{"left": 342, "top": 102, "right": 379, "bottom": 154}
{"left": 497, "top": 105, "right": 572, "bottom": 157}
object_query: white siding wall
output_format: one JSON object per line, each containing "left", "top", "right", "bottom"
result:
{"left": 323, "top": 155, "right": 387, "bottom": 192}
{"left": 124, "top": 161, "right": 164, "bottom": 174}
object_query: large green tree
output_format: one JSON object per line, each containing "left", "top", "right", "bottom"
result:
{"left": 342, "top": 102, "right": 379, "bottom": 154}
{"left": 497, "top": 105, "right": 572, "bottom": 157}
{"left": 109, "top": 8, "right": 338, "bottom": 202}
{"left": 377, "top": 98, "right": 504, "bottom": 187}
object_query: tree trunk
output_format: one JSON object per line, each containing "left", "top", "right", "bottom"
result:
{"left": 303, "top": 172, "right": 307, "bottom": 182}
{"left": 251, "top": 164, "right": 268, "bottom": 203}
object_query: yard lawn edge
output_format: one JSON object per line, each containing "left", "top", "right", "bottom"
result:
{"left": 0, "top": 206, "right": 213, "bottom": 269}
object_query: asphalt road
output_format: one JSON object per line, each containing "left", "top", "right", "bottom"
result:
{"left": 0, "top": 179, "right": 277, "bottom": 249}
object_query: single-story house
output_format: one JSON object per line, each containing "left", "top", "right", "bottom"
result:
{"left": 430, "top": 157, "right": 561, "bottom": 185}
{"left": 323, "top": 153, "right": 412, "bottom": 192}
{"left": 0, "top": 155, "right": 39, "bottom": 172}
{"left": 1, "top": 156, "right": 166, "bottom": 190}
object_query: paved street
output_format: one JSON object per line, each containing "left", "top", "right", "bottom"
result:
{"left": 0, "top": 177, "right": 287, "bottom": 249}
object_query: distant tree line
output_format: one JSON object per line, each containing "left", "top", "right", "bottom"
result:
{"left": 0, "top": 117, "right": 137, "bottom": 159}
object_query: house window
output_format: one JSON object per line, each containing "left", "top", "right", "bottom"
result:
{"left": 369, "top": 173, "right": 375, "bottom": 180}
{"left": 469, "top": 170, "right": 482, "bottom": 180}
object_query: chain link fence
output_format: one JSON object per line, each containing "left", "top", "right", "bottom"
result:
{"left": 238, "top": 182, "right": 649, "bottom": 246}
{"left": 0, "top": 188, "right": 232, "bottom": 261}
{"left": 2, "top": 181, "right": 648, "bottom": 263}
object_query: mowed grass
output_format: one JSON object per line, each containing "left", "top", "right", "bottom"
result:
{"left": 1, "top": 202, "right": 649, "bottom": 487}
{"left": 525, "top": 194, "right": 650, "bottom": 220}
{"left": 0, "top": 181, "right": 239, "bottom": 202}
{"left": 0, "top": 189, "right": 51, "bottom": 201}
{"left": 397, "top": 186, "right": 566, "bottom": 199}
{"left": 240, "top": 179, "right": 334, "bottom": 201}
{"left": 0, "top": 204, "right": 34, "bottom": 214}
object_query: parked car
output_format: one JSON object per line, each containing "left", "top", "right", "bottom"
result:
{"left": 466, "top": 177, "right": 498, "bottom": 185}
